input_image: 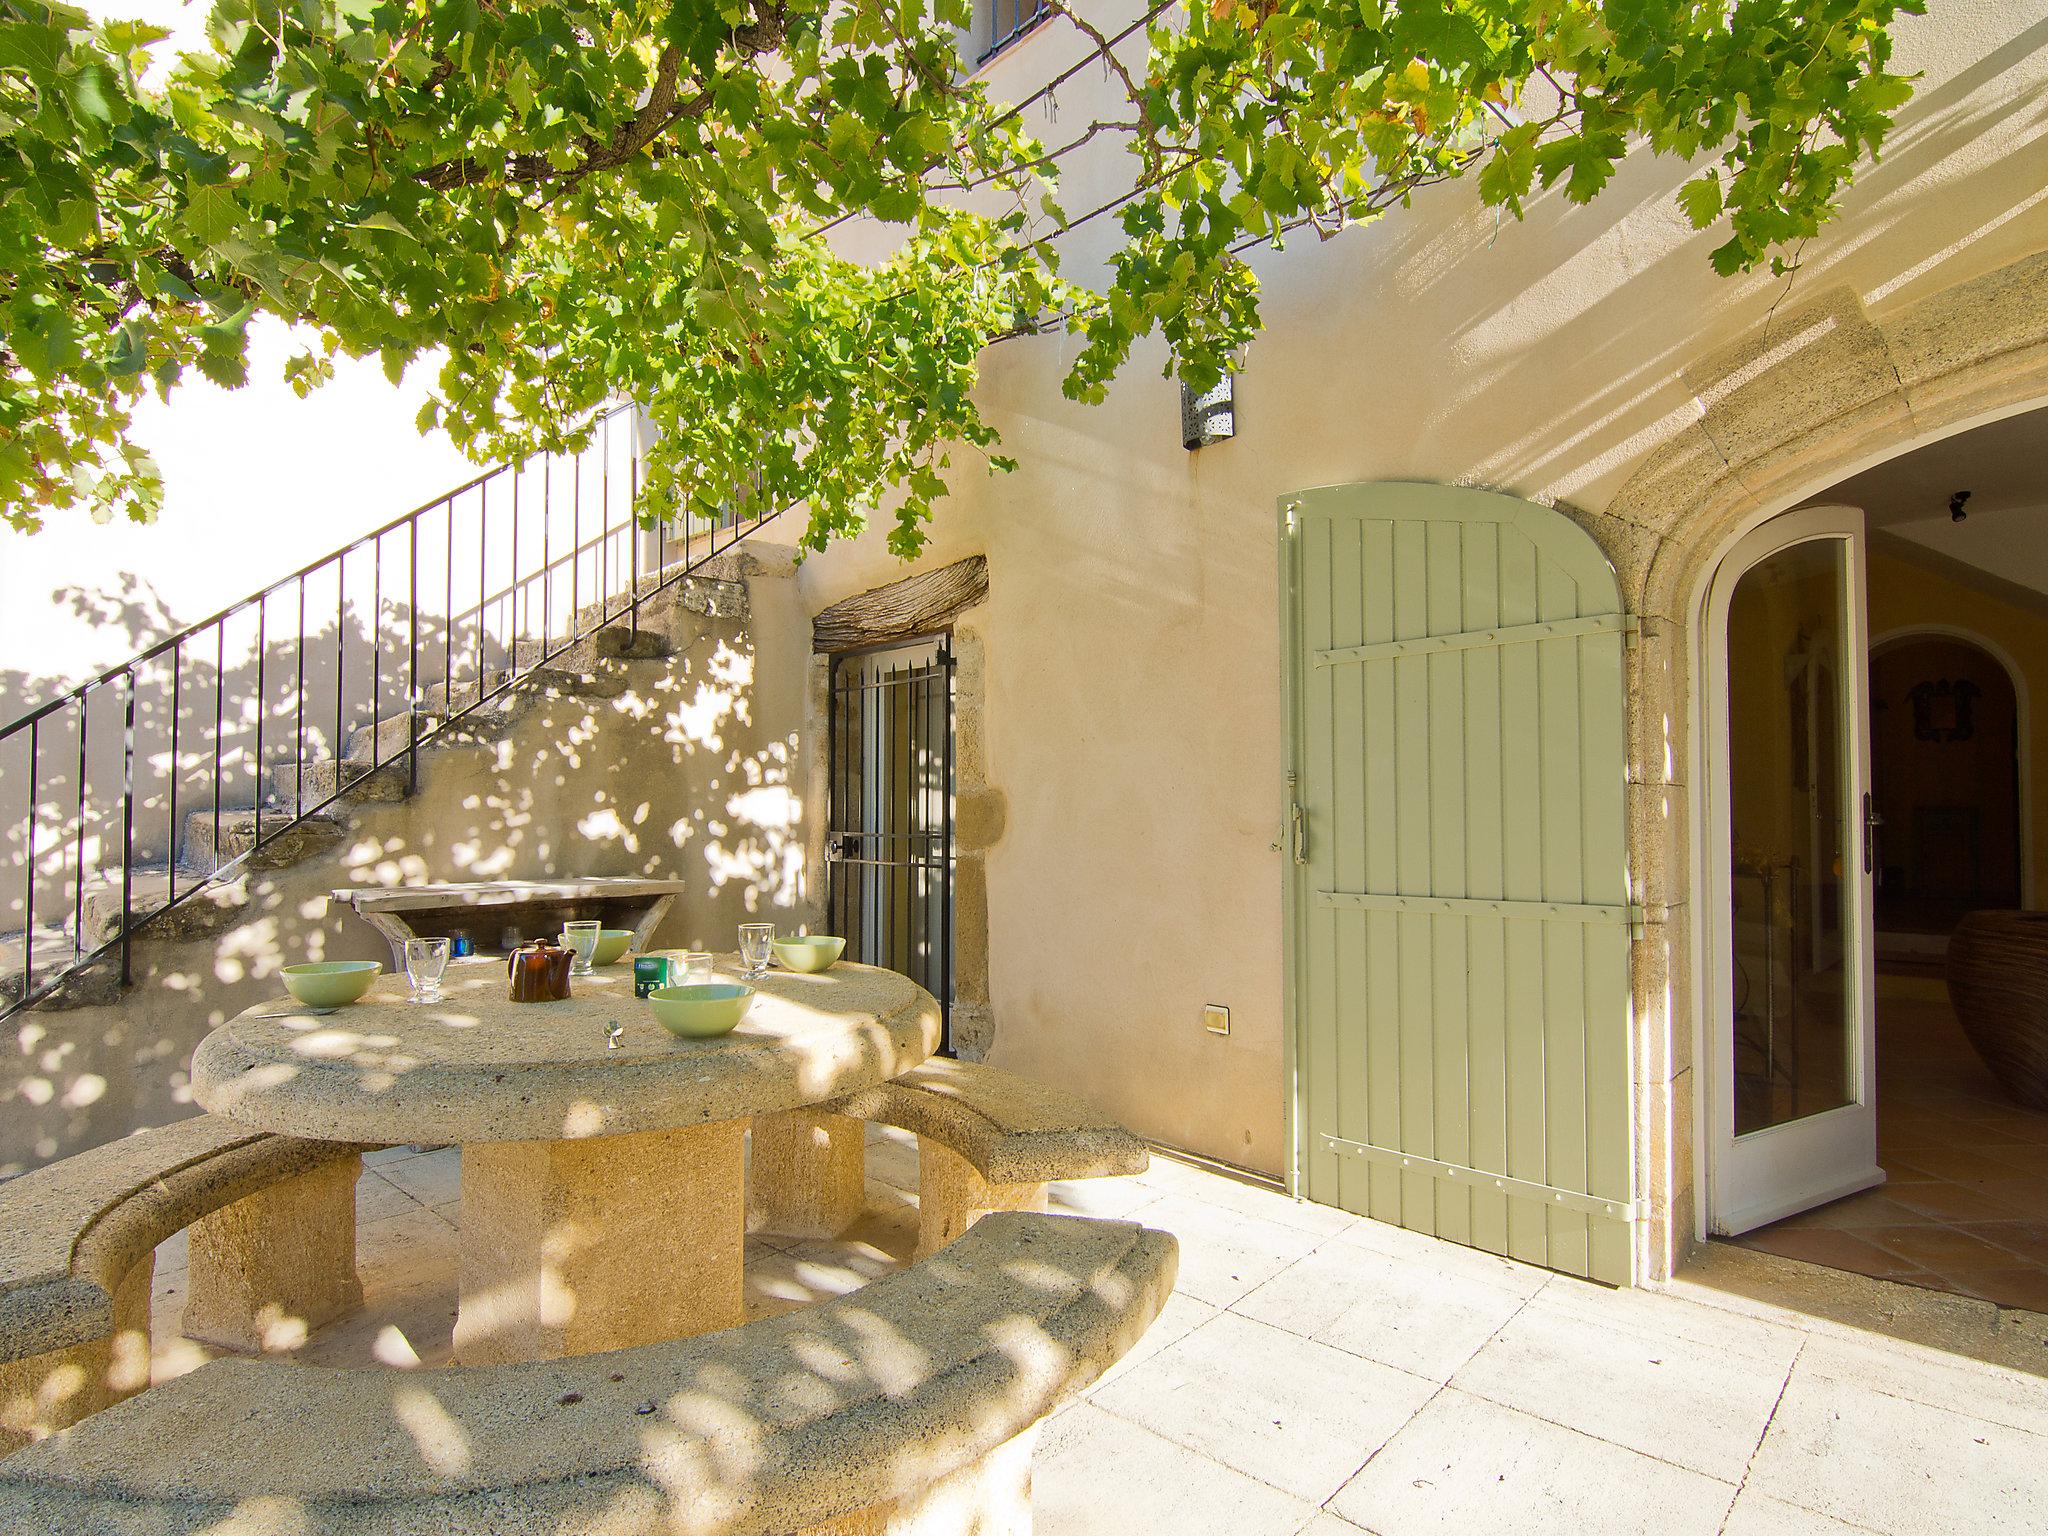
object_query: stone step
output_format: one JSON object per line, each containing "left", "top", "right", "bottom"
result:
{"left": 0, "top": 926, "right": 101, "bottom": 1006}
{"left": 339, "top": 662, "right": 634, "bottom": 763}
{"left": 180, "top": 808, "right": 350, "bottom": 877}
{"left": 83, "top": 867, "right": 254, "bottom": 945}
{"left": 2, "top": 865, "right": 253, "bottom": 1007}
{"left": 257, "top": 758, "right": 407, "bottom": 810}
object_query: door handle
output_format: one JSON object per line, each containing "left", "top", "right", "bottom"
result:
{"left": 1863, "top": 793, "right": 1884, "bottom": 877}
{"left": 1291, "top": 802, "right": 1309, "bottom": 866}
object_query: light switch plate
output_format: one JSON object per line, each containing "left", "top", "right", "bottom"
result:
{"left": 1203, "top": 1004, "right": 1230, "bottom": 1036}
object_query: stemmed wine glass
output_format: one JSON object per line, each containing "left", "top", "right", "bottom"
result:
{"left": 738, "top": 923, "right": 775, "bottom": 980}
{"left": 562, "top": 919, "right": 603, "bottom": 977}
{"left": 404, "top": 937, "right": 450, "bottom": 1003}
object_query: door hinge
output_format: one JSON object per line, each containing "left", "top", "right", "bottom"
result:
{"left": 1320, "top": 1133, "right": 1637, "bottom": 1223}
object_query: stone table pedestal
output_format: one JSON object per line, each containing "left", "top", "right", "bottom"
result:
{"left": 454, "top": 1120, "right": 748, "bottom": 1363}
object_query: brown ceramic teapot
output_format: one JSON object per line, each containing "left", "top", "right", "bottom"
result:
{"left": 507, "top": 939, "right": 574, "bottom": 1002}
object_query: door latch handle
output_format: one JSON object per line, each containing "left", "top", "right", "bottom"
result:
{"left": 1291, "top": 802, "right": 1308, "bottom": 866}
{"left": 1863, "top": 792, "right": 1884, "bottom": 876}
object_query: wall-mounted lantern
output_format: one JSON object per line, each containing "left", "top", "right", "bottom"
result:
{"left": 1180, "top": 369, "right": 1236, "bottom": 450}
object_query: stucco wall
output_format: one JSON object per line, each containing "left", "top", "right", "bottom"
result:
{"left": 3, "top": 561, "right": 816, "bottom": 1177}
{"left": 6, "top": 2, "right": 2046, "bottom": 1274}
{"left": 791, "top": 0, "right": 2048, "bottom": 1219}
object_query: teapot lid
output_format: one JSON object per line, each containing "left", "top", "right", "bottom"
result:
{"left": 511, "top": 937, "right": 569, "bottom": 955}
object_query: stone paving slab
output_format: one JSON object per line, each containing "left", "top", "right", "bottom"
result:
{"left": 1446, "top": 1293, "right": 1794, "bottom": 1481}
{"left": 1092, "top": 1310, "right": 1436, "bottom": 1503}
{"left": 1328, "top": 1388, "right": 1736, "bottom": 1536}
{"left": 1745, "top": 1366, "right": 2048, "bottom": 1534}
{"left": 124, "top": 1141, "right": 2048, "bottom": 1535}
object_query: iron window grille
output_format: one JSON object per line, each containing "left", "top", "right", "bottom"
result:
{"left": 978, "top": 0, "right": 1050, "bottom": 64}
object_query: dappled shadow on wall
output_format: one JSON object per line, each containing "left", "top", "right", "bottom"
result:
{"left": 3, "top": 565, "right": 806, "bottom": 1174}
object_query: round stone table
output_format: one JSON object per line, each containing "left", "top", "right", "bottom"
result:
{"left": 190, "top": 956, "right": 939, "bottom": 1363}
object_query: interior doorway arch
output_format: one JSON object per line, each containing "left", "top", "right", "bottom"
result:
{"left": 1867, "top": 627, "right": 2027, "bottom": 940}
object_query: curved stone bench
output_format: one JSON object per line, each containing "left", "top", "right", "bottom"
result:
{"left": 751, "top": 1059, "right": 1149, "bottom": 1257}
{"left": 1, "top": 1116, "right": 369, "bottom": 1453}
{"left": 0, "top": 1211, "right": 1178, "bottom": 1535}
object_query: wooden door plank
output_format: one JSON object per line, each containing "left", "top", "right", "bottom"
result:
{"left": 1393, "top": 520, "right": 1435, "bottom": 1226}
{"left": 1426, "top": 520, "right": 1469, "bottom": 1243}
{"left": 1538, "top": 561, "right": 1592, "bottom": 1276}
{"left": 1460, "top": 521, "right": 1511, "bottom": 1256}
{"left": 1498, "top": 527, "right": 1551, "bottom": 1265}
{"left": 1362, "top": 518, "right": 1403, "bottom": 1221}
{"left": 1301, "top": 512, "right": 1343, "bottom": 1208}
{"left": 1330, "top": 514, "right": 1370, "bottom": 1214}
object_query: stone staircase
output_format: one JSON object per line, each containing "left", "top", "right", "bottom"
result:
{"left": 1, "top": 555, "right": 769, "bottom": 1013}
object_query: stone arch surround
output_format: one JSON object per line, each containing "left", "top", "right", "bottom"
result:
{"left": 1562, "top": 249, "right": 2048, "bottom": 1280}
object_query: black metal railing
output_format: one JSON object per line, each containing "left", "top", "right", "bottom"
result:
{"left": 1, "top": 405, "right": 779, "bottom": 1017}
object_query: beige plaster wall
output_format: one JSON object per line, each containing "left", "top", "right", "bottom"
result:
{"left": 791, "top": 1, "right": 2048, "bottom": 1239}
{"left": 2, "top": 560, "right": 816, "bottom": 1176}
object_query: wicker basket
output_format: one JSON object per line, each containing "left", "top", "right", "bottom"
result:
{"left": 1946, "top": 910, "right": 2048, "bottom": 1112}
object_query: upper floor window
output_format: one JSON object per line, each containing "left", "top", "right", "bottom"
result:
{"left": 978, "top": 0, "right": 1051, "bottom": 65}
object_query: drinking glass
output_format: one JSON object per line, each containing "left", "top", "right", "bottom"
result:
{"left": 738, "top": 924, "right": 775, "bottom": 980}
{"left": 404, "top": 937, "right": 450, "bottom": 1003}
{"left": 562, "top": 920, "right": 603, "bottom": 977}
{"left": 679, "top": 950, "right": 715, "bottom": 984}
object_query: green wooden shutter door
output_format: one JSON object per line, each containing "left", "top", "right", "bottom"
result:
{"left": 1285, "top": 482, "right": 1637, "bottom": 1286}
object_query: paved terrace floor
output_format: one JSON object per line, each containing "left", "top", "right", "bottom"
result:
{"left": 140, "top": 1130, "right": 2048, "bottom": 1535}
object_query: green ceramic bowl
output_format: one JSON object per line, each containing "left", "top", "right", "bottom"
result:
{"left": 647, "top": 982, "right": 754, "bottom": 1039}
{"left": 280, "top": 960, "right": 382, "bottom": 1008}
{"left": 591, "top": 929, "right": 634, "bottom": 967}
{"left": 771, "top": 935, "right": 845, "bottom": 974}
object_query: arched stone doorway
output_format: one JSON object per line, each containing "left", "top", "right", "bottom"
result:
{"left": 1564, "top": 247, "right": 2048, "bottom": 1279}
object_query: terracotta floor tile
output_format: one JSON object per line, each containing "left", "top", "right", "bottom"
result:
{"left": 1863, "top": 1224, "right": 2017, "bottom": 1270}
{"left": 1970, "top": 1179, "right": 2048, "bottom": 1220}
{"left": 1937, "top": 1264, "right": 2048, "bottom": 1312}
{"left": 1797, "top": 1191, "right": 1939, "bottom": 1230}
{"left": 1873, "top": 1156, "right": 1943, "bottom": 1185}
{"left": 1884, "top": 1180, "right": 2030, "bottom": 1224}
{"left": 1876, "top": 1117, "right": 1975, "bottom": 1153}
{"left": 1894, "top": 1147, "right": 2037, "bottom": 1186}
{"left": 1737, "top": 1227, "right": 1925, "bottom": 1279}
{"left": 1969, "top": 1114, "right": 2048, "bottom": 1145}
{"left": 1960, "top": 1221, "right": 2048, "bottom": 1265}
{"left": 1979, "top": 1142, "right": 2048, "bottom": 1177}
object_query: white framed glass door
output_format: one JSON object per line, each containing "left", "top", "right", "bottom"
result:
{"left": 1705, "top": 506, "right": 1881, "bottom": 1234}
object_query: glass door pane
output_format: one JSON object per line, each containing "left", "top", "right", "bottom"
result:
{"left": 1725, "top": 538, "right": 1857, "bottom": 1136}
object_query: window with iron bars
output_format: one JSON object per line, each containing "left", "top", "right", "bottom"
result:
{"left": 977, "top": 0, "right": 1050, "bottom": 64}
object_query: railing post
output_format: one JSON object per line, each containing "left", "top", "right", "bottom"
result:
{"left": 22, "top": 719, "right": 37, "bottom": 1002}
{"left": 167, "top": 640, "right": 181, "bottom": 907}
{"left": 409, "top": 514, "right": 420, "bottom": 799}
{"left": 120, "top": 671, "right": 136, "bottom": 987}
{"left": 627, "top": 424, "right": 641, "bottom": 640}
